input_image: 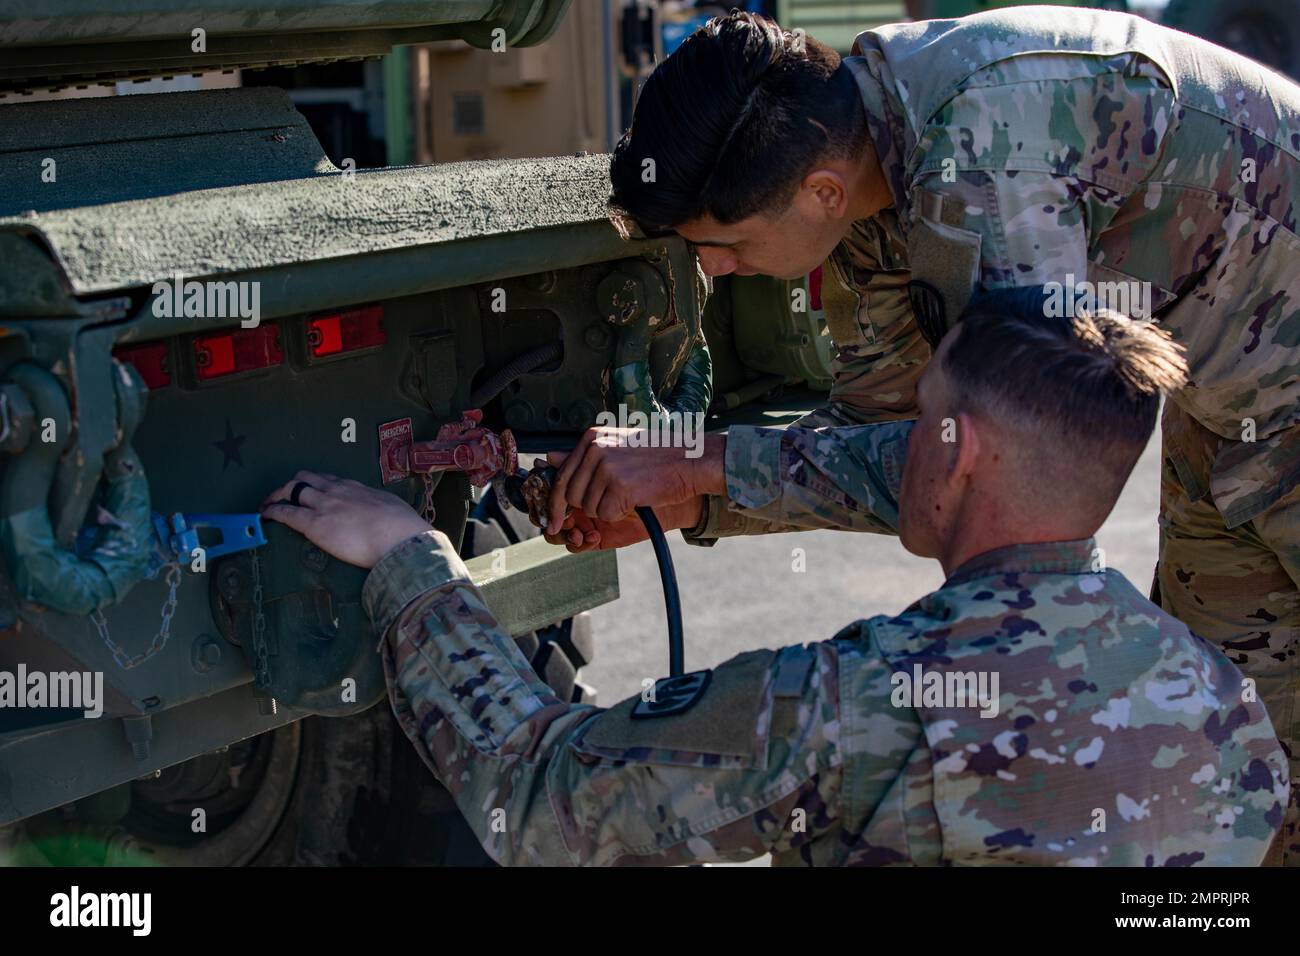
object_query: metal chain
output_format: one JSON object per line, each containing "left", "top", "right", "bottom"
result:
{"left": 419, "top": 472, "right": 437, "bottom": 523}
{"left": 90, "top": 563, "right": 182, "bottom": 670}
{"left": 250, "top": 548, "right": 270, "bottom": 689}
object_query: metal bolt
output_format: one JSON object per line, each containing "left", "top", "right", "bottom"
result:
{"left": 504, "top": 400, "right": 534, "bottom": 430}
{"left": 191, "top": 635, "right": 223, "bottom": 673}
{"left": 525, "top": 271, "right": 558, "bottom": 294}
{"left": 583, "top": 323, "right": 612, "bottom": 351}
{"left": 220, "top": 567, "right": 242, "bottom": 598}
{"left": 122, "top": 714, "right": 153, "bottom": 761}
{"left": 567, "top": 401, "right": 597, "bottom": 430}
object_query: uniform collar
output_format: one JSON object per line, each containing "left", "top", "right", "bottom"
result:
{"left": 843, "top": 54, "right": 911, "bottom": 216}
{"left": 943, "top": 538, "right": 1100, "bottom": 587}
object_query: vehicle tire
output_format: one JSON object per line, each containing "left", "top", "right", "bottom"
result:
{"left": 462, "top": 484, "right": 597, "bottom": 705}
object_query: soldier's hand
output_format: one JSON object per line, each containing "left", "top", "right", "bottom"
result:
{"left": 260, "top": 470, "right": 432, "bottom": 569}
{"left": 544, "top": 498, "right": 705, "bottom": 553}
{"left": 543, "top": 427, "right": 723, "bottom": 536}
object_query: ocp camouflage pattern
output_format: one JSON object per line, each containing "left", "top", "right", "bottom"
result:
{"left": 847, "top": 4, "right": 1300, "bottom": 525}
{"left": 683, "top": 405, "right": 901, "bottom": 543}
{"left": 361, "top": 525, "right": 1287, "bottom": 865}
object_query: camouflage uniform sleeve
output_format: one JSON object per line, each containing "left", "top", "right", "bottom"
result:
{"left": 361, "top": 530, "right": 851, "bottom": 865}
{"left": 681, "top": 407, "right": 880, "bottom": 546}
{"left": 685, "top": 420, "right": 911, "bottom": 544}
{"left": 822, "top": 211, "right": 929, "bottom": 419}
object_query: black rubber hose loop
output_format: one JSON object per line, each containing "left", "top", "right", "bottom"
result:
{"left": 636, "top": 505, "right": 683, "bottom": 678}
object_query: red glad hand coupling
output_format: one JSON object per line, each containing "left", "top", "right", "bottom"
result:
{"left": 378, "top": 408, "right": 518, "bottom": 488}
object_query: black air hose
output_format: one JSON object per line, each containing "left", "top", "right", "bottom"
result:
{"left": 470, "top": 341, "right": 564, "bottom": 409}
{"left": 635, "top": 505, "right": 684, "bottom": 678}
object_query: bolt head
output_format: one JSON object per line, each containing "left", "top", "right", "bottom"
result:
{"left": 191, "top": 635, "right": 223, "bottom": 672}
{"left": 220, "top": 568, "right": 242, "bottom": 597}
{"left": 583, "top": 323, "right": 612, "bottom": 351}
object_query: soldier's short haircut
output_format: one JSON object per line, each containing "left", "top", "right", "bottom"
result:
{"left": 607, "top": 11, "right": 867, "bottom": 236}
{"left": 942, "top": 286, "right": 1187, "bottom": 486}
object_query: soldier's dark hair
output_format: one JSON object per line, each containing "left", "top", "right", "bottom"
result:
{"left": 940, "top": 285, "right": 1187, "bottom": 500}
{"left": 607, "top": 11, "right": 868, "bottom": 237}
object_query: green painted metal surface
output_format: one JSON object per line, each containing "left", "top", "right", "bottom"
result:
{"left": 0, "top": 132, "right": 616, "bottom": 299}
{"left": 728, "top": 274, "right": 834, "bottom": 391}
{"left": 0, "top": 0, "right": 573, "bottom": 93}
{"left": 467, "top": 536, "right": 618, "bottom": 638}
{"left": 0, "top": 682, "right": 301, "bottom": 826}
{"left": 0, "top": 88, "right": 328, "bottom": 218}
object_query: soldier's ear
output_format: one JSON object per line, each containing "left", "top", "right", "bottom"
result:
{"left": 948, "top": 411, "right": 981, "bottom": 485}
{"left": 800, "top": 168, "right": 850, "bottom": 220}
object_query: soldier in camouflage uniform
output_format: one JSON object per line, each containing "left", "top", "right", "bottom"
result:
{"left": 604, "top": 6, "right": 1300, "bottom": 864}
{"left": 262, "top": 293, "right": 1288, "bottom": 866}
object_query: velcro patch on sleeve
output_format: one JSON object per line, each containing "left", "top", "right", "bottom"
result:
{"left": 573, "top": 649, "right": 777, "bottom": 766}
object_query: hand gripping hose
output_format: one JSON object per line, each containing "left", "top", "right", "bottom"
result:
{"left": 502, "top": 467, "right": 685, "bottom": 678}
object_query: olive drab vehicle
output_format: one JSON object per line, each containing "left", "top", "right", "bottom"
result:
{"left": 0, "top": 1, "right": 833, "bottom": 864}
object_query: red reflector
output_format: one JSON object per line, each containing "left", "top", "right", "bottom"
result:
{"left": 808, "top": 267, "right": 823, "bottom": 312}
{"left": 113, "top": 342, "right": 171, "bottom": 389}
{"left": 307, "top": 305, "right": 386, "bottom": 358}
{"left": 193, "top": 325, "right": 283, "bottom": 380}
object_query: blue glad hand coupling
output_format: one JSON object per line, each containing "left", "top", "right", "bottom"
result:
{"left": 151, "top": 512, "right": 267, "bottom": 568}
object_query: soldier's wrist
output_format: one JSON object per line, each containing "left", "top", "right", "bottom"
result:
{"left": 688, "top": 433, "right": 727, "bottom": 498}
{"left": 362, "top": 529, "right": 469, "bottom": 635}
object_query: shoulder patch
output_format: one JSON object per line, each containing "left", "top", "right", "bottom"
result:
{"left": 907, "top": 194, "right": 982, "bottom": 347}
{"left": 631, "top": 670, "right": 712, "bottom": 720}
{"left": 907, "top": 280, "right": 948, "bottom": 349}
